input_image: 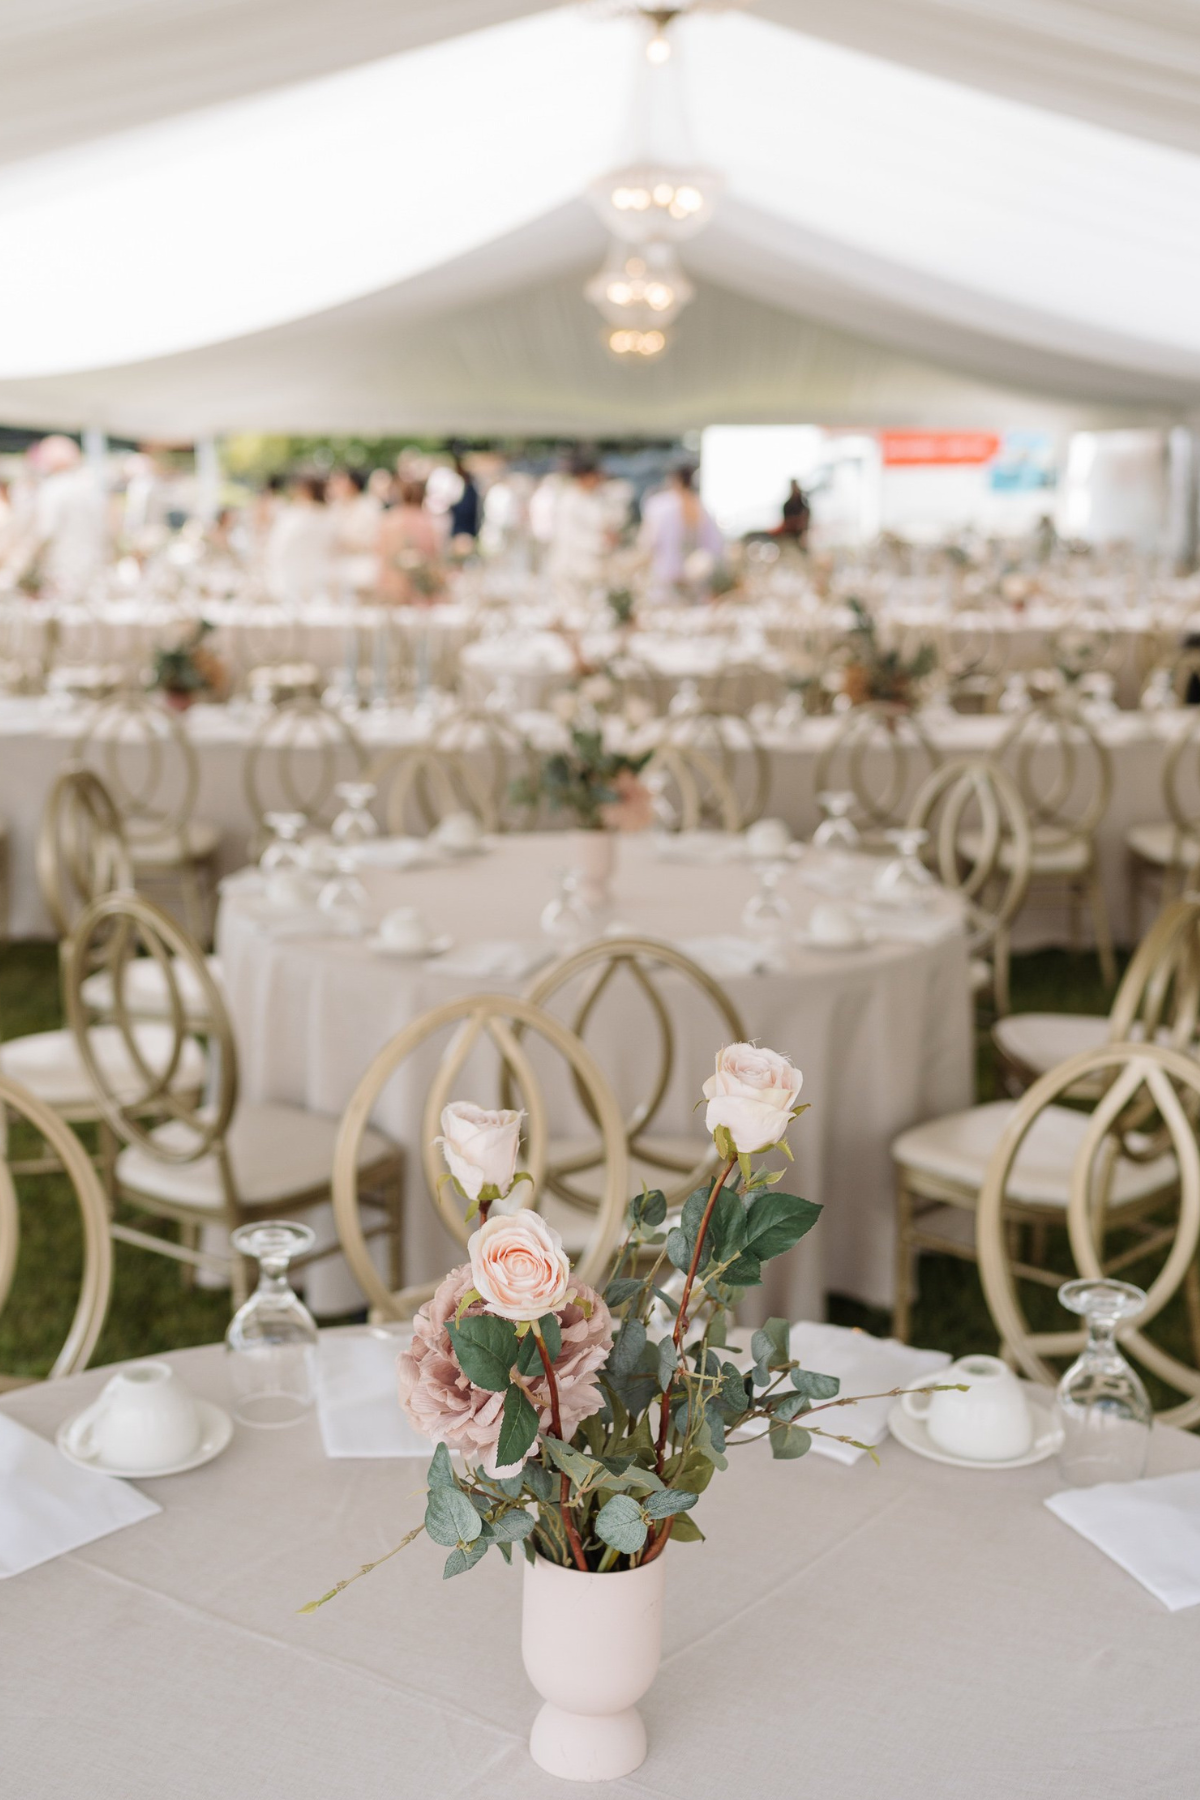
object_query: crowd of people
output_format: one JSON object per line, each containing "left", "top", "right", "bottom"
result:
{"left": 0, "top": 437, "right": 775, "bottom": 610}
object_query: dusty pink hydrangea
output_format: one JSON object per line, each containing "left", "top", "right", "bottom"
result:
{"left": 397, "top": 1261, "right": 614, "bottom": 1476}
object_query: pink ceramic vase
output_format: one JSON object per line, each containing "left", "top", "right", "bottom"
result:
{"left": 522, "top": 1552, "right": 667, "bottom": 1781}
{"left": 571, "top": 828, "right": 616, "bottom": 914}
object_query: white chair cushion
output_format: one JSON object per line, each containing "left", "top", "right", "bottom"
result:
{"left": 115, "top": 1101, "right": 395, "bottom": 1211}
{"left": 960, "top": 828, "right": 1089, "bottom": 876}
{"left": 992, "top": 1012, "right": 1109, "bottom": 1077}
{"left": 893, "top": 1099, "right": 1178, "bottom": 1208}
{"left": 0, "top": 1024, "right": 206, "bottom": 1110}
{"left": 969, "top": 958, "right": 993, "bottom": 994}
{"left": 80, "top": 954, "right": 223, "bottom": 1022}
{"left": 1126, "top": 821, "right": 1199, "bottom": 868}
{"left": 129, "top": 819, "right": 220, "bottom": 867}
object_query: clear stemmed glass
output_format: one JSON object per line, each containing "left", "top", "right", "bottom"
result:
{"left": 875, "top": 827, "right": 936, "bottom": 904}
{"left": 316, "top": 852, "right": 370, "bottom": 935}
{"left": 225, "top": 1222, "right": 319, "bottom": 1428}
{"left": 330, "top": 780, "right": 379, "bottom": 846}
{"left": 1056, "top": 1278, "right": 1152, "bottom": 1486}
{"left": 812, "top": 791, "right": 860, "bottom": 850}
{"left": 741, "top": 862, "right": 792, "bottom": 956}
{"left": 259, "top": 811, "right": 308, "bottom": 874}
{"left": 540, "top": 868, "right": 593, "bottom": 944}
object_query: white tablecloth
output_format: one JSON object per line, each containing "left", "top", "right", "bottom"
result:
{"left": 3, "top": 1341, "right": 1199, "bottom": 1800}
{"left": 217, "top": 833, "right": 972, "bottom": 1316}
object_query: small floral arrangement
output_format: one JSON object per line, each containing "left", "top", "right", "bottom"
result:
{"left": 304, "top": 1045, "right": 952, "bottom": 1604}
{"left": 842, "top": 598, "right": 936, "bottom": 707}
{"left": 150, "top": 618, "right": 229, "bottom": 707}
{"left": 511, "top": 726, "right": 653, "bottom": 831}
{"left": 607, "top": 586, "right": 636, "bottom": 628}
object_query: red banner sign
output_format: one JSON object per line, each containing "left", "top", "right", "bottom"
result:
{"left": 878, "top": 431, "right": 1002, "bottom": 467}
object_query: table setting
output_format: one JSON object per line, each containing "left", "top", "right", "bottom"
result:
{"left": 4, "top": 1059, "right": 1200, "bottom": 1799}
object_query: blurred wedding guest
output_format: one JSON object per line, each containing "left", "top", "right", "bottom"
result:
{"left": 123, "top": 448, "right": 173, "bottom": 540}
{"left": 263, "top": 473, "right": 335, "bottom": 604}
{"left": 367, "top": 466, "right": 396, "bottom": 508}
{"left": 546, "top": 453, "right": 619, "bottom": 589}
{"left": 29, "top": 435, "right": 108, "bottom": 597}
{"left": 328, "top": 467, "right": 380, "bottom": 598}
{"left": 377, "top": 475, "right": 446, "bottom": 603}
{"left": 779, "top": 479, "right": 811, "bottom": 545}
{"left": 639, "top": 461, "right": 723, "bottom": 598}
{"left": 447, "top": 453, "right": 482, "bottom": 543}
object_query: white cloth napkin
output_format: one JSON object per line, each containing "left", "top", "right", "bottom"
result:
{"left": 789, "top": 1322, "right": 951, "bottom": 1464}
{"left": 654, "top": 831, "right": 742, "bottom": 865}
{"left": 438, "top": 940, "right": 555, "bottom": 982}
{"left": 0, "top": 1411, "right": 161, "bottom": 1578}
{"left": 1045, "top": 1469, "right": 1200, "bottom": 1610}
{"left": 853, "top": 901, "right": 964, "bottom": 946}
{"left": 350, "top": 837, "right": 444, "bottom": 872}
{"left": 316, "top": 1332, "right": 434, "bottom": 1458}
{"left": 678, "top": 935, "right": 771, "bottom": 977}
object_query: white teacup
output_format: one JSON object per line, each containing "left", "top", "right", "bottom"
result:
{"left": 435, "top": 810, "right": 482, "bottom": 852}
{"left": 807, "top": 901, "right": 861, "bottom": 947}
{"left": 64, "top": 1360, "right": 202, "bottom": 1471}
{"left": 266, "top": 869, "right": 313, "bottom": 910}
{"left": 378, "top": 905, "right": 431, "bottom": 954}
{"left": 902, "top": 1353, "right": 1032, "bottom": 1462}
{"left": 745, "top": 817, "right": 792, "bottom": 859}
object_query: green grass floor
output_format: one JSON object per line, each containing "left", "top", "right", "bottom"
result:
{"left": 1, "top": 937, "right": 1192, "bottom": 1408}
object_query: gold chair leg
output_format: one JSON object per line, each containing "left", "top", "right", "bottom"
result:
{"left": 1087, "top": 871, "right": 1117, "bottom": 989}
{"left": 1184, "top": 1257, "right": 1200, "bottom": 1371}
{"left": 892, "top": 1173, "right": 914, "bottom": 1343}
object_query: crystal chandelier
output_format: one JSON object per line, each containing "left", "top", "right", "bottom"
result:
{"left": 587, "top": 164, "right": 719, "bottom": 246}
{"left": 605, "top": 327, "right": 669, "bottom": 359}
{"left": 584, "top": 241, "right": 694, "bottom": 328}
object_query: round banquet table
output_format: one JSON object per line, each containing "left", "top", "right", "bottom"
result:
{"left": 3, "top": 1340, "right": 1199, "bottom": 1800}
{"left": 216, "top": 832, "right": 973, "bottom": 1320}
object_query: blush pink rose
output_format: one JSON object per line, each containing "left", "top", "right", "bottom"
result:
{"left": 397, "top": 1262, "right": 613, "bottom": 1476}
{"left": 468, "top": 1212, "right": 571, "bottom": 1323}
{"left": 437, "top": 1102, "right": 523, "bottom": 1202}
{"left": 703, "top": 1041, "right": 803, "bottom": 1154}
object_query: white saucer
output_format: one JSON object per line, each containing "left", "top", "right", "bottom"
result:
{"left": 886, "top": 1382, "right": 1062, "bottom": 1470}
{"left": 367, "top": 933, "right": 453, "bottom": 959}
{"left": 56, "top": 1398, "right": 234, "bottom": 1479}
{"left": 794, "top": 929, "right": 876, "bottom": 952}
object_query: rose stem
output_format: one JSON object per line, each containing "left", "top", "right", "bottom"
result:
{"left": 652, "top": 1152, "right": 737, "bottom": 1478}
{"left": 534, "top": 1329, "right": 589, "bottom": 1573}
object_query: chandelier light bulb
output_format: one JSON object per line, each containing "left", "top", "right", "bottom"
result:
{"left": 646, "top": 30, "right": 671, "bottom": 63}
{"left": 607, "top": 327, "right": 668, "bottom": 358}
{"left": 585, "top": 239, "right": 694, "bottom": 335}
{"left": 589, "top": 164, "right": 721, "bottom": 244}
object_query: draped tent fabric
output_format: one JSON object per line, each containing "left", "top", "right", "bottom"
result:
{"left": 0, "top": 3, "right": 1198, "bottom": 434}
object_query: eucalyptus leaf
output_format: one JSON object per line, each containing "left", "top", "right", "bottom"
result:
{"left": 524, "top": 1459, "right": 555, "bottom": 1502}
{"left": 484, "top": 1509, "right": 537, "bottom": 1542}
{"left": 496, "top": 1384, "right": 539, "bottom": 1468}
{"left": 643, "top": 1487, "right": 700, "bottom": 1520}
{"left": 669, "top": 1513, "right": 705, "bottom": 1543}
{"left": 543, "top": 1437, "right": 604, "bottom": 1488}
{"left": 426, "top": 1486, "right": 482, "bottom": 1548}
{"left": 665, "top": 1227, "right": 691, "bottom": 1272}
{"left": 771, "top": 1423, "right": 813, "bottom": 1460}
{"left": 743, "top": 1191, "right": 822, "bottom": 1262}
{"left": 772, "top": 1392, "right": 812, "bottom": 1422}
{"left": 604, "top": 1277, "right": 644, "bottom": 1307}
{"left": 751, "top": 1318, "right": 791, "bottom": 1369}
{"left": 791, "top": 1368, "right": 840, "bottom": 1400}
{"left": 443, "top": 1540, "right": 489, "bottom": 1579}
{"left": 426, "top": 1442, "right": 455, "bottom": 1490}
{"left": 446, "top": 1315, "right": 518, "bottom": 1392}
{"left": 657, "top": 1336, "right": 680, "bottom": 1389}
{"left": 594, "top": 1493, "right": 648, "bottom": 1556}
{"left": 639, "top": 1189, "right": 667, "bottom": 1227}
{"left": 611, "top": 1317, "right": 647, "bottom": 1379}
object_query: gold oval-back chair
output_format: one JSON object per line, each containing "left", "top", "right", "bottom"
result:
{"left": 658, "top": 712, "right": 771, "bottom": 829}
{"left": 813, "top": 702, "right": 941, "bottom": 846}
{"left": 992, "top": 696, "right": 1116, "bottom": 987}
{"left": 72, "top": 691, "right": 217, "bottom": 942}
{"left": 1126, "top": 707, "right": 1200, "bottom": 933}
{"left": 332, "top": 994, "right": 629, "bottom": 1320}
{"left": 906, "top": 757, "right": 1032, "bottom": 1015}
{"left": 521, "top": 936, "right": 746, "bottom": 1215}
{"left": 992, "top": 895, "right": 1200, "bottom": 1096}
{"left": 935, "top": 609, "right": 1006, "bottom": 712}
{"left": 0, "top": 1073, "right": 113, "bottom": 1387}
{"left": 36, "top": 764, "right": 131, "bottom": 944}
{"left": 643, "top": 741, "right": 740, "bottom": 833}
{"left": 369, "top": 742, "right": 498, "bottom": 837}
{"left": 242, "top": 696, "right": 365, "bottom": 851}
{"left": 65, "top": 891, "right": 402, "bottom": 1308}
{"left": 977, "top": 1041, "right": 1200, "bottom": 1427}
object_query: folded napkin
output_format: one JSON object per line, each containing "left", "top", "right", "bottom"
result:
{"left": 351, "top": 837, "right": 444, "bottom": 872}
{"left": 654, "top": 831, "right": 742, "bottom": 865}
{"left": 0, "top": 1411, "right": 161, "bottom": 1578}
{"left": 438, "top": 940, "right": 555, "bottom": 983}
{"left": 316, "top": 1332, "right": 433, "bottom": 1459}
{"left": 853, "top": 902, "right": 964, "bottom": 946}
{"left": 678, "top": 935, "right": 771, "bottom": 977}
{"left": 789, "top": 1322, "right": 951, "bottom": 1464}
{"left": 1046, "top": 1469, "right": 1200, "bottom": 1611}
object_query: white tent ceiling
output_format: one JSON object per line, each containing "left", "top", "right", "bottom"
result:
{"left": 0, "top": 2, "right": 1197, "bottom": 435}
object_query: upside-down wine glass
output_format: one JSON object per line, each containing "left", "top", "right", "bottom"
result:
{"left": 812, "top": 791, "right": 860, "bottom": 850}
{"left": 259, "top": 811, "right": 308, "bottom": 874}
{"left": 330, "top": 780, "right": 379, "bottom": 846}
{"left": 875, "top": 827, "right": 936, "bottom": 904}
{"left": 317, "top": 852, "right": 370, "bottom": 935}
{"left": 1055, "top": 1278, "right": 1152, "bottom": 1486}
{"left": 226, "top": 1222, "right": 319, "bottom": 1428}
{"left": 741, "top": 862, "right": 792, "bottom": 958}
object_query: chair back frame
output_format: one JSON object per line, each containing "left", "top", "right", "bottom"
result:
{"left": 813, "top": 702, "right": 941, "bottom": 832}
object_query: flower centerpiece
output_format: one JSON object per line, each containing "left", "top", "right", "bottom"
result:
{"left": 511, "top": 725, "right": 653, "bottom": 911}
{"left": 304, "top": 1048, "right": 953, "bottom": 1781}
{"left": 841, "top": 597, "right": 936, "bottom": 708}
{"left": 150, "top": 618, "right": 229, "bottom": 710}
